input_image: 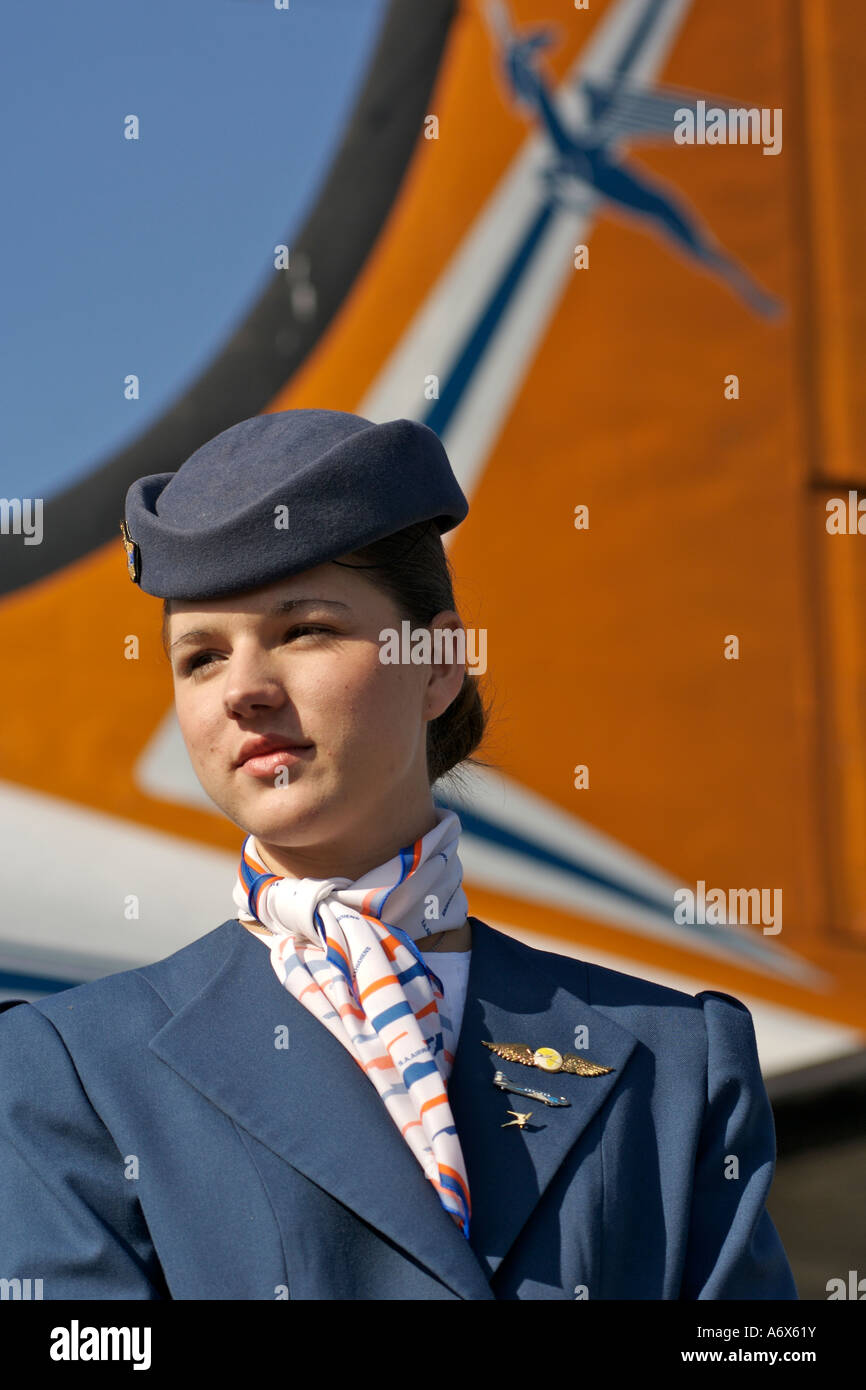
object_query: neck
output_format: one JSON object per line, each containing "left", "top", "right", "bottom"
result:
{"left": 417, "top": 919, "right": 472, "bottom": 953}
{"left": 252, "top": 802, "right": 444, "bottom": 883}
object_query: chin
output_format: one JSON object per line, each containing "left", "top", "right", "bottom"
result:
{"left": 232, "top": 793, "right": 339, "bottom": 847}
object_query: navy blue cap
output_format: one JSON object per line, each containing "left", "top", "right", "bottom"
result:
{"left": 121, "top": 409, "right": 469, "bottom": 599}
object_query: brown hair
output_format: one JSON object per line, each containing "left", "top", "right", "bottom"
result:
{"left": 162, "top": 521, "right": 498, "bottom": 793}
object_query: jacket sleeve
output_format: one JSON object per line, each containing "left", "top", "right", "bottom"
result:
{"left": 679, "top": 989, "right": 799, "bottom": 1300}
{"left": 0, "top": 1001, "right": 167, "bottom": 1299}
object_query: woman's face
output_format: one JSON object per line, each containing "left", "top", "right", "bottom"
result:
{"left": 167, "top": 561, "right": 464, "bottom": 879}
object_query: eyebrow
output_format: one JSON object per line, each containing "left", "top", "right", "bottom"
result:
{"left": 169, "top": 598, "right": 351, "bottom": 651}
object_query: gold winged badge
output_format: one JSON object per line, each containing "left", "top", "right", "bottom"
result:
{"left": 482, "top": 1041, "right": 613, "bottom": 1077}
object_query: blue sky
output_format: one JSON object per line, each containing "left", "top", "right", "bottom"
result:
{"left": 0, "top": 0, "right": 387, "bottom": 498}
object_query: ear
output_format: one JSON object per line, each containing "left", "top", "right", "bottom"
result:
{"left": 423, "top": 611, "right": 467, "bottom": 720}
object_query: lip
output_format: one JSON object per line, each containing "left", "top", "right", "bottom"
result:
{"left": 239, "top": 747, "right": 314, "bottom": 778}
{"left": 235, "top": 735, "right": 314, "bottom": 770}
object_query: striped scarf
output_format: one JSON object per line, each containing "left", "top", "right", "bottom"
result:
{"left": 231, "top": 806, "right": 471, "bottom": 1238}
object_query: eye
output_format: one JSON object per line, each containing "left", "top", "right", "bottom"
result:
{"left": 178, "top": 626, "right": 333, "bottom": 677}
{"left": 180, "top": 650, "right": 218, "bottom": 676}
{"left": 285, "top": 624, "right": 332, "bottom": 640}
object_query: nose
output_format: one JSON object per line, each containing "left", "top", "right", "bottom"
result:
{"left": 222, "top": 643, "right": 287, "bottom": 719}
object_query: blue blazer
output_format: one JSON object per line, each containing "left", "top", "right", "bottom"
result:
{"left": 0, "top": 916, "right": 797, "bottom": 1300}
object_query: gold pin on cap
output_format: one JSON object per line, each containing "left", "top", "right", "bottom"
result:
{"left": 119, "top": 520, "right": 140, "bottom": 584}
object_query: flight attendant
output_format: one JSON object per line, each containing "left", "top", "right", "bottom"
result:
{"left": 0, "top": 409, "right": 798, "bottom": 1299}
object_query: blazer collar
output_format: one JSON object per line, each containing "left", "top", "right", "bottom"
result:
{"left": 149, "top": 916, "right": 637, "bottom": 1297}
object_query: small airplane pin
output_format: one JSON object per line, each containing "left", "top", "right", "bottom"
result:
{"left": 493, "top": 1069, "right": 570, "bottom": 1108}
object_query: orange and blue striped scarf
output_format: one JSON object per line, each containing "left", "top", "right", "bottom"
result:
{"left": 231, "top": 806, "right": 471, "bottom": 1239}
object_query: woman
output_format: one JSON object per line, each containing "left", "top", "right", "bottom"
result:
{"left": 0, "top": 408, "right": 797, "bottom": 1300}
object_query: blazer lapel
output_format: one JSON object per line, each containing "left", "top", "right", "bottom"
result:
{"left": 448, "top": 918, "right": 639, "bottom": 1279}
{"left": 149, "top": 918, "right": 493, "bottom": 1301}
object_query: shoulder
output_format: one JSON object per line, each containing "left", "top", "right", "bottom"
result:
{"left": 0, "top": 919, "right": 240, "bottom": 1051}
{"left": 472, "top": 917, "right": 754, "bottom": 1055}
